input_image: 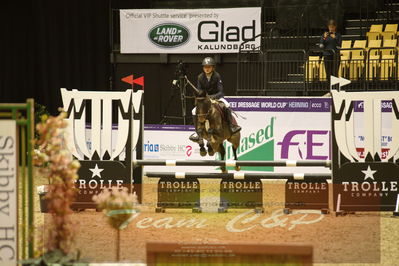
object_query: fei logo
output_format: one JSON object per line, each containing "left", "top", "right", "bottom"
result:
{"left": 277, "top": 130, "right": 331, "bottom": 160}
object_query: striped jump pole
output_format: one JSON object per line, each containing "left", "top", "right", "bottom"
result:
{"left": 145, "top": 172, "right": 332, "bottom": 180}
{"left": 134, "top": 159, "right": 331, "bottom": 168}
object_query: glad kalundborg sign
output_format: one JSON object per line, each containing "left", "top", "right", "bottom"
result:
{"left": 120, "top": 8, "right": 261, "bottom": 53}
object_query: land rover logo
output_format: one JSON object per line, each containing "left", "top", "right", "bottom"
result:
{"left": 149, "top": 23, "right": 189, "bottom": 48}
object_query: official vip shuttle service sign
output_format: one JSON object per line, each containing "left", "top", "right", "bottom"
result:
{"left": 120, "top": 8, "right": 261, "bottom": 53}
{"left": 0, "top": 120, "right": 17, "bottom": 263}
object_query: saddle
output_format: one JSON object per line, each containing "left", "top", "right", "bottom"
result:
{"left": 210, "top": 99, "right": 238, "bottom": 126}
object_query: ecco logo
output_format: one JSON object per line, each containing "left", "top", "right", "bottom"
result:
{"left": 149, "top": 23, "right": 189, "bottom": 48}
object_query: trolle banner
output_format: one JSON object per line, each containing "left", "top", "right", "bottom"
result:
{"left": 119, "top": 8, "right": 261, "bottom": 54}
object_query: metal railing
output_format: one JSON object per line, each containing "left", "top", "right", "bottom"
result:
{"left": 366, "top": 47, "right": 398, "bottom": 90}
{"left": 264, "top": 49, "right": 307, "bottom": 93}
{"left": 237, "top": 44, "right": 399, "bottom": 95}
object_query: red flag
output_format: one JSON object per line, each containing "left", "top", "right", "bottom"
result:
{"left": 133, "top": 76, "right": 144, "bottom": 88}
{"left": 121, "top": 74, "right": 134, "bottom": 85}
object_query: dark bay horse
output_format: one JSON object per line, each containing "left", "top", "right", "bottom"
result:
{"left": 195, "top": 94, "right": 241, "bottom": 173}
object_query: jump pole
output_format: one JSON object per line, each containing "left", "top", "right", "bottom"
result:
{"left": 145, "top": 172, "right": 332, "bottom": 180}
{"left": 134, "top": 159, "right": 331, "bottom": 168}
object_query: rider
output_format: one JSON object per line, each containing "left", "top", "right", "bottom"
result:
{"left": 189, "top": 57, "right": 241, "bottom": 142}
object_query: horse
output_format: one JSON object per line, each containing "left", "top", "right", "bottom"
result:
{"left": 194, "top": 93, "right": 241, "bottom": 173}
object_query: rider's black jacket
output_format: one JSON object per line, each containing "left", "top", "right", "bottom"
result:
{"left": 197, "top": 71, "right": 224, "bottom": 99}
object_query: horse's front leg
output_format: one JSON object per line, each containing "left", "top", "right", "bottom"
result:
{"left": 195, "top": 122, "right": 208, "bottom": 156}
{"left": 206, "top": 141, "right": 215, "bottom": 156}
{"left": 219, "top": 143, "right": 227, "bottom": 173}
{"left": 198, "top": 138, "right": 207, "bottom": 157}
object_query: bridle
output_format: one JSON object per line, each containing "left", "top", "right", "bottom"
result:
{"left": 195, "top": 96, "right": 212, "bottom": 119}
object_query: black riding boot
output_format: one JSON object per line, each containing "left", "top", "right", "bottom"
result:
{"left": 225, "top": 108, "right": 241, "bottom": 134}
{"left": 189, "top": 115, "right": 203, "bottom": 142}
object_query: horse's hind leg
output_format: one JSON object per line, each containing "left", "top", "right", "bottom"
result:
{"left": 219, "top": 143, "right": 227, "bottom": 173}
{"left": 232, "top": 146, "right": 241, "bottom": 171}
{"left": 230, "top": 134, "right": 241, "bottom": 171}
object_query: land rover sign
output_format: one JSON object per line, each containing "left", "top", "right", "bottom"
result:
{"left": 120, "top": 8, "right": 261, "bottom": 53}
{"left": 149, "top": 23, "right": 189, "bottom": 48}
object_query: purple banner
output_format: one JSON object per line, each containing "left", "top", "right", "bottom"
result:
{"left": 353, "top": 100, "right": 392, "bottom": 113}
{"left": 225, "top": 97, "right": 331, "bottom": 112}
{"left": 85, "top": 124, "right": 194, "bottom": 131}
{"left": 144, "top": 124, "right": 194, "bottom": 131}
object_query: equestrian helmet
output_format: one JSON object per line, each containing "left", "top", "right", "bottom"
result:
{"left": 202, "top": 57, "right": 216, "bottom": 66}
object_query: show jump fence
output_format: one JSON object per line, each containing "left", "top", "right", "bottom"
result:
{"left": 139, "top": 159, "right": 331, "bottom": 214}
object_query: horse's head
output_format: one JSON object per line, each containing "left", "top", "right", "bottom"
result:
{"left": 195, "top": 93, "right": 212, "bottom": 123}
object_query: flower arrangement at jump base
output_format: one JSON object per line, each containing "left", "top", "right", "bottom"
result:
{"left": 93, "top": 186, "right": 139, "bottom": 261}
{"left": 26, "top": 110, "right": 84, "bottom": 265}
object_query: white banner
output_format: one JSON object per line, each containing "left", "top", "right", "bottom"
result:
{"left": 120, "top": 8, "right": 261, "bottom": 54}
{"left": 143, "top": 97, "right": 332, "bottom": 174}
{"left": 0, "top": 120, "right": 17, "bottom": 263}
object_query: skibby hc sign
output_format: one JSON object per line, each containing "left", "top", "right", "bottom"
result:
{"left": 120, "top": 8, "right": 261, "bottom": 53}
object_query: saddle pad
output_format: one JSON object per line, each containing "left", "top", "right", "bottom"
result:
{"left": 212, "top": 101, "right": 238, "bottom": 126}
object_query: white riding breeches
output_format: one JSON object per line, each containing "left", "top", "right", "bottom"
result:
{"left": 192, "top": 97, "right": 230, "bottom": 115}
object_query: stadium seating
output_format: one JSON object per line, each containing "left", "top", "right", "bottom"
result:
{"left": 367, "top": 39, "right": 382, "bottom": 80}
{"left": 380, "top": 39, "right": 397, "bottom": 80}
{"left": 381, "top": 24, "right": 398, "bottom": 41}
{"left": 306, "top": 56, "right": 321, "bottom": 81}
{"left": 339, "top": 24, "right": 399, "bottom": 81}
{"left": 349, "top": 40, "right": 367, "bottom": 80}
{"left": 366, "top": 24, "right": 383, "bottom": 41}
{"left": 339, "top": 40, "right": 352, "bottom": 78}
{"left": 279, "top": 23, "right": 398, "bottom": 86}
